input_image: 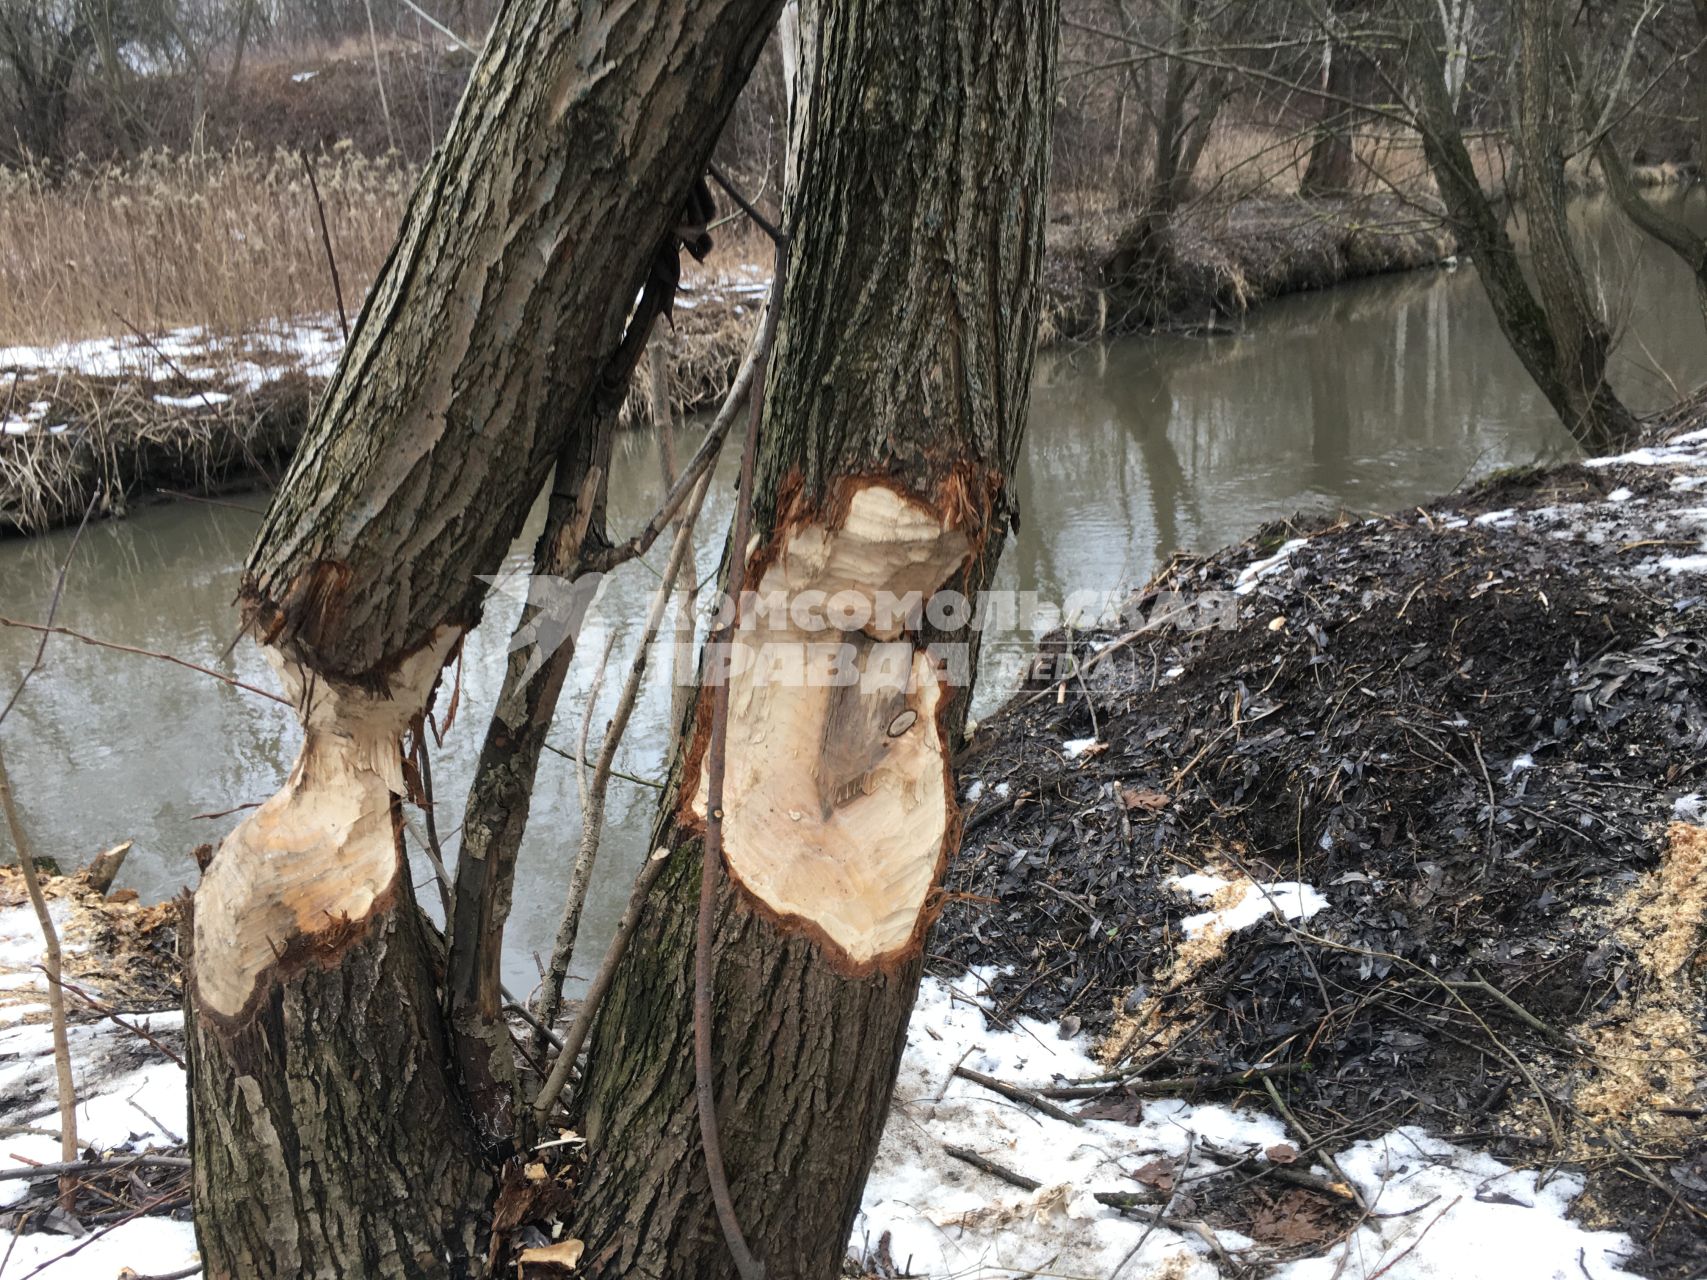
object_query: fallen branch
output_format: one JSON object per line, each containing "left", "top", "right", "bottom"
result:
{"left": 1262, "top": 1075, "right": 1367, "bottom": 1212}
{"left": 1037, "top": 1062, "right": 1304, "bottom": 1100}
{"left": 942, "top": 1144, "right": 1040, "bottom": 1190}
{"left": 41, "top": 973, "right": 185, "bottom": 1070}
{"left": 953, "top": 1065, "right": 1085, "bottom": 1126}
{"left": 0, "top": 1155, "right": 192, "bottom": 1182}
{"left": 1195, "top": 1137, "right": 1359, "bottom": 1202}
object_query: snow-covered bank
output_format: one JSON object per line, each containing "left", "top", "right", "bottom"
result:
{"left": 858, "top": 975, "right": 1639, "bottom": 1280}
{"left": 0, "top": 959, "right": 1639, "bottom": 1280}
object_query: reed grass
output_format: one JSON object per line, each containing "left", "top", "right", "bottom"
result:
{"left": 0, "top": 145, "right": 412, "bottom": 347}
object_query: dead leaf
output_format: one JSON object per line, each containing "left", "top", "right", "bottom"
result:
{"left": 523, "top": 1162, "right": 548, "bottom": 1183}
{"left": 1265, "top": 1143, "right": 1298, "bottom": 1165}
{"left": 1131, "top": 1157, "right": 1176, "bottom": 1191}
{"left": 1079, "top": 1093, "right": 1145, "bottom": 1125}
{"left": 1245, "top": 1190, "right": 1340, "bottom": 1247}
{"left": 1118, "top": 785, "right": 1170, "bottom": 813}
{"left": 518, "top": 1238, "right": 585, "bottom": 1271}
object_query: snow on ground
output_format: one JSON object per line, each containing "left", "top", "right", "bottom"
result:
{"left": 858, "top": 975, "right": 1640, "bottom": 1280}
{"left": 0, "top": 1010, "right": 192, "bottom": 1277}
{"left": 1406, "top": 424, "right": 1707, "bottom": 586}
{"left": 1169, "top": 873, "right": 1327, "bottom": 937}
{"left": 0, "top": 318, "right": 346, "bottom": 398}
{"left": 0, "top": 907, "right": 191, "bottom": 1280}
{"left": 0, "top": 1214, "right": 199, "bottom": 1277}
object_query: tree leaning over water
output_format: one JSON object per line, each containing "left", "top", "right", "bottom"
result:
{"left": 181, "top": 1, "right": 782, "bottom": 1275}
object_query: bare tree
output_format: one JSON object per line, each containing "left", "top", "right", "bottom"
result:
{"left": 181, "top": 1, "right": 782, "bottom": 1275}
{"left": 1403, "top": 0, "right": 1638, "bottom": 449}
{"left": 564, "top": 1, "right": 1057, "bottom": 1274}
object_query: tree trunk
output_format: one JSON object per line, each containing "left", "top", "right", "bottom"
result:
{"left": 183, "top": 1, "right": 782, "bottom": 1276}
{"left": 566, "top": 1, "right": 1058, "bottom": 1276}
{"left": 1510, "top": 0, "right": 1636, "bottom": 448}
{"left": 1597, "top": 134, "right": 1707, "bottom": 328}
{"left": 1299, "top": 30, "right": 1361, "bottom": 198}
{"left": 1404, "top": 0, "right": 1636, "bottom": 451}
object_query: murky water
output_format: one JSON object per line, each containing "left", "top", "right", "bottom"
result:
{"left": 2, "top": 199, "right": 1704, "bottom": 995}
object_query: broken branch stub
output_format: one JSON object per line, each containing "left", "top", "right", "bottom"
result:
{"left": 688, "top": 483, "right": 972, "bottom": 970}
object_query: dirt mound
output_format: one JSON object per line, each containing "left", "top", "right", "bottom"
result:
{"left": 937, "top": 447, "right": 1707, "bottom": 1276}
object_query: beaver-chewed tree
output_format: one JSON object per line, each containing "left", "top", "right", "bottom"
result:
{"left": 565, "top": 1, "right": 1059, "bottom": 1276}
{"left": 181, "top": 2, "right": 782, "bottom": 1277}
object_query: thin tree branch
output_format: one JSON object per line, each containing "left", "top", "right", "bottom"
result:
{"left": 300, "top": 150, "right": 350, "bottom": 344}
{"left": 0, "top": 618, "right": 290, "bottom": 705}
{"left": 0, "top": 488, "right": 97, "bottom": 732}
{"left": 531, "top": 845, "right": 671, "bottom": 1118}
{"left": 694, "top": 221, "right": 790, "bottom": 1280}
{"left": 0, "top": 746, "right": 78, "bottom": 1213}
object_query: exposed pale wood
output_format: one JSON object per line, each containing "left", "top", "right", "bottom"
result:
{"left": 186, "top": 0, "right": 786, "bottom": 1274}
{"left": 686, "top": 485, "right": 970, "bottom": 966}
{"left": 568, "top": 0, "right": 1057, "bottom": 1274}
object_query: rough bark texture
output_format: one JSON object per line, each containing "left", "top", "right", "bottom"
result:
{"left": 241, "top": 0, "right": 783, "bottom": 684}
{"left": 1299, "top": 15, "right": 1366, "bottom": 199}
{"left": 1510, "top": 0, "right": 1636, "bottom": 448}
{"left": 1404, "top": 0, "right": 1635, "bottom": 451}
{"left": 186, "top": 887, "right": 490, "bottom": 1280}
{"left": 1597, "top": 134, "right": 1707, "bottom": 326}
{"left": 568, "top": 1, "right": 1057, "bottom": 1276}
{"left": 185, "top": 2, "right": 783, "bottom": 1276}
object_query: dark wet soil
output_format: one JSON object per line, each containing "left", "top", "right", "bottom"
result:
{"left": 935, "top": 435, "right": 1707, "bottom": 1277}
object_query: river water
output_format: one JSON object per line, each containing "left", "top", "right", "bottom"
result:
{"left": 2, "top": 199, "right": 1704, "bottom": 994}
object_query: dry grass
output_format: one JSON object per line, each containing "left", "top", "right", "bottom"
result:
{"left": 0, "top": 373, "right": 311, "bottom": 533}
{"left": 0, "top": 146, "right": 413, "bottom": 346}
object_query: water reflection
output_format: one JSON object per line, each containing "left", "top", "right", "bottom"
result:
{"left": 2, "top": 199, "right": 1703, "bottom": 992}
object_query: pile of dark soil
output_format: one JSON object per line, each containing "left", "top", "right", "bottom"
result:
{"left": 936, "top": 448, "right": 1707, "bottom": 1276}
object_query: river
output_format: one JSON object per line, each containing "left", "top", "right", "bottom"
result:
{"left": 2, "top": 198, "right": 1703, "bottom": 995}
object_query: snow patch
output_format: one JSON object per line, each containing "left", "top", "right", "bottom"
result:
{"left": 1234, "top": 538, "right": 1309, "bottom": 596}
{"left": 857, "top": 977, "right": 1639, "bottom": 1280}
{"left": 1171, "top": 874, "right": 1328, "bottom": 937}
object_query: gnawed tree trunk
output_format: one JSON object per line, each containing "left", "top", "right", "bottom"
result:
{"left": 1404, "top": 0, "right": 1636, "bottom": 451}
{"left": 183, "top": 1, "right": 782, "bottom": 1276}
{"left": 566, "top": 1, "right": 1058, "bottom": 1276}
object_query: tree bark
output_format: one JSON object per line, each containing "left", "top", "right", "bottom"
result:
{"left": 1510, "top": 0, "right": 1636, "bottom": 448}
{"left": 184, "top": 2, "right": 783, "bottom": 1277}
{"left": 566, "top": 1, "right": 1058, "bottom": 1276}
{"left": 1597, "top": 133, "right": 1707, "bottom": 328}
{"left": 1300, "top": 17, "right": 1365, "bottom": 198}
{"left": 1404, "top": 0, "right": 1636, "bottom": 451}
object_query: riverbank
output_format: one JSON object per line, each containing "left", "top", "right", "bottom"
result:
{"left": 4, "top": 410, "right": 1705, "bottom": 1274}
{"left": 938, "top": 398, "right": 1707, "bottom": 1277}
{"left": 1, "top": 195, "right": 1455, "bottom": 537}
